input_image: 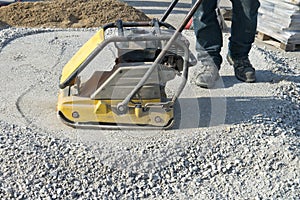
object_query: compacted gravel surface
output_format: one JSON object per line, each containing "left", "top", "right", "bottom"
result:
{"left": 0, "top": 1, "right": 299, "bottom": 198}
{"left": 0, "top": 26, "right": 299, "bottom": 199}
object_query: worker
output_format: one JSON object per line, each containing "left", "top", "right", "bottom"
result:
{"left": 192, "top": 0, "right": 260, "bottom": 88}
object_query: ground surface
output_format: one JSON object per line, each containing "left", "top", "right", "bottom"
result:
{"left": 0, "top": 0, "right": 299, "bottom": 199}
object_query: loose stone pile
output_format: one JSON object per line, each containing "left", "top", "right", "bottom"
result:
{"left": 0, "top": 115, "right": 299, "bottom": 199}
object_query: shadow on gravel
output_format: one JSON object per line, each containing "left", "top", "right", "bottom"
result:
{"left": 141, "top": 9, "right": 188, "bottom": 15}
{"left": 173, "top": 96, "right": 280, "bottom": 129}
{"left": 0, "top": 20, "right": 10, "bottom": 29}
{"left": 255, "top": 70, "right": 300, "bottom": 83}
{"left": 123, "top": 1, "right": 190, "bottom": 15}
{"left": 221, "top": 70, "right": 300, "bottom": 88}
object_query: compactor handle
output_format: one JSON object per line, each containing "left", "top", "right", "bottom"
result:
{"left": 117, "top": 0, "right": 203, "bottom": 114}
{"left": 160, "top": 0, "right": 179, "bottom": 22}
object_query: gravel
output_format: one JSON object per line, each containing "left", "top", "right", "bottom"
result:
{"left": 0, "top": 27, "right": 299, "bottom": 199}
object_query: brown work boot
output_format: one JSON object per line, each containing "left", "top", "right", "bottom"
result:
{"left": 227, "top": 54, "right": 256, "bottom": 83}
{"left": 195, "top": 65, "right": 220, "bottom": 88}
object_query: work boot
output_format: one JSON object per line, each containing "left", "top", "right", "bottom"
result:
{"left": 227, "top": 54, "right": 256, "bottom": 83}
{"left": 195, "top": 65, "right": 220, "bottom": 88}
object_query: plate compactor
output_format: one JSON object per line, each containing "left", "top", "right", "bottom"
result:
{"left": 57, "top": 0, "right": 203, "bottom": 129}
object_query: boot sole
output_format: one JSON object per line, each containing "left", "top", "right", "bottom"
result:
{"left": 195, "top": 74, "right": 220, "bottom": 88}
{"left": 235, "top": 74, "right": 256, "bottom": 83}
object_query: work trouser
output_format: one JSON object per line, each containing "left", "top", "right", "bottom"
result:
{"left": 192, "top": 0, "right": 260, "bottom": 68}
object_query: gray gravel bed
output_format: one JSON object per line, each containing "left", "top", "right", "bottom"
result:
{"left": 0, "top": 114, "right": 299, "bottom": 199}
{"left": 0, "top": 27, "right": 299, "bottom": 199}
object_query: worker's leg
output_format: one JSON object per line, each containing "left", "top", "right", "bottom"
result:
{"left": 192, "top": 0, "right": 222, "bottom": 68}
{"left": 229, "top": 0, "right": 260, "bottom": 59}
{"left": 192, "top": 0, "right": 222, "bottom": 88}
{"left": 227, "top": 0, "right": 260, "bottom": 82}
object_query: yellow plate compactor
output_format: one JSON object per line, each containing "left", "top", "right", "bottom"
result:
{"left": 57, "top": 0, "right": 203, "bottom": 129}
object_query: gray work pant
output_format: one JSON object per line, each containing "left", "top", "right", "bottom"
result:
{"left": 192, "top": 0, "right": 260, "bottom": 68}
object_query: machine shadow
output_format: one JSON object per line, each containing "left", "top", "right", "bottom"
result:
{"left": 172, "top": 95, "right": 282, "bottom": 129}
{"left": 123, "top": 1, "right": 190, "bottom": 15}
